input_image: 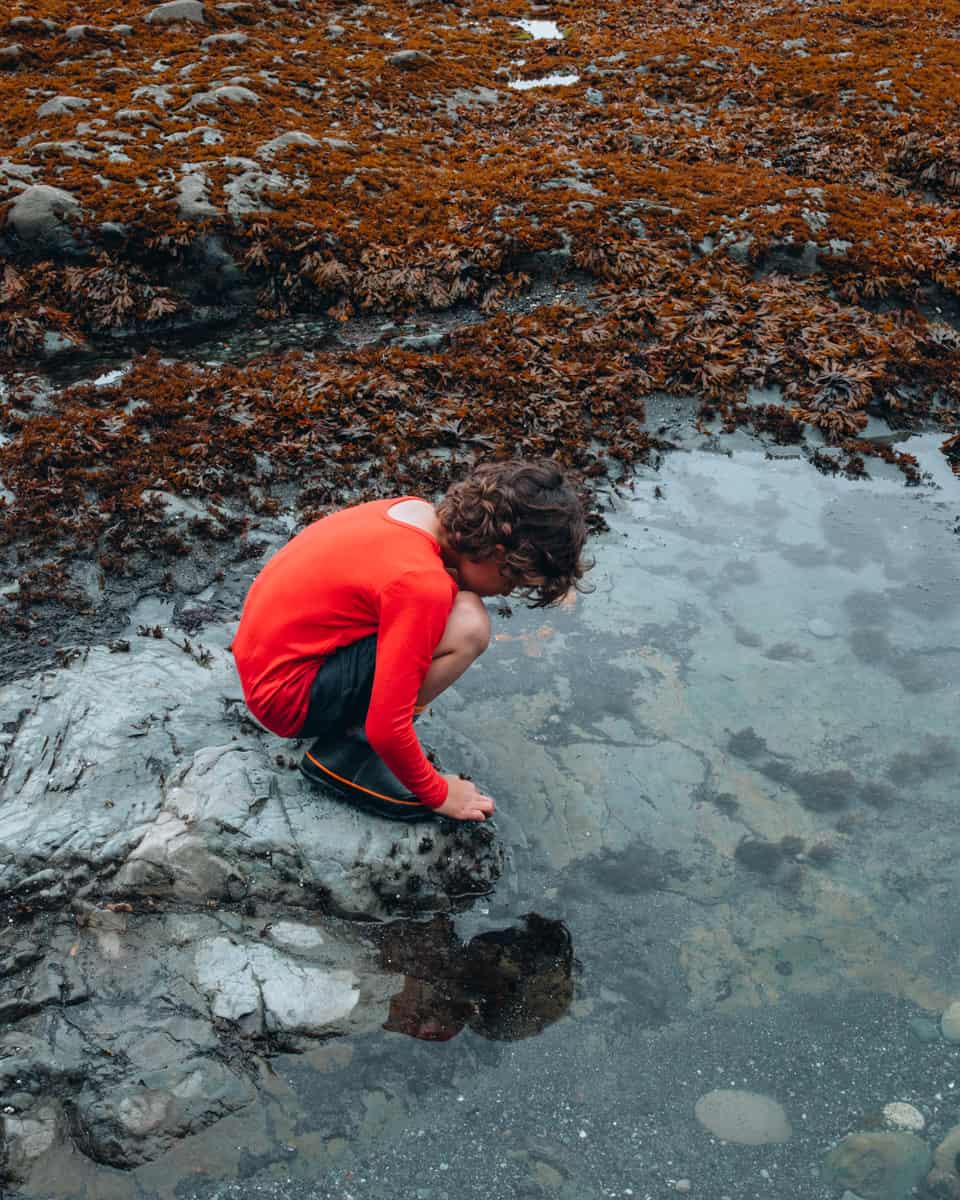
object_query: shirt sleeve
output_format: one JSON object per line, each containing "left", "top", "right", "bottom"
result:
{"left": 364, "top": 568, "right": 455, "bottom": 808}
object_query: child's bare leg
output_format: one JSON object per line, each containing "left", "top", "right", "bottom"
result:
{"left": 417, "top": 592, "right": 491, "bottom": 707}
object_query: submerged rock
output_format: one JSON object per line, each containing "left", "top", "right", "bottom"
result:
{"left": 822, "top": 1131, "right": 931, "bottom": 1200}
{"left": 0, "top": 910, "right": 399, "bottom": 1176}
{"left": 693, "top": 1089, "right": 792, "bottom": 1144}
{"left": 930, "top": 1124, "right": 960, "bottom": 1197}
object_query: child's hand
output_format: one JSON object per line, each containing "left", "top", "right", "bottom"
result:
{"left": 437, "top": 775, "right": 495, "bottom": 821}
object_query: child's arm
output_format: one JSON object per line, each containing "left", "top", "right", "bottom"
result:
{"left": 364, "top": 569, "right": 458, "bottom": 807}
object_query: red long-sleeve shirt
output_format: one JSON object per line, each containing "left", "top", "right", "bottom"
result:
{"left": 232, "top": 497, "right": 456, "bottom": 807}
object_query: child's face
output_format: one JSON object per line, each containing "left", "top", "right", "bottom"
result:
{"left": 456, "top": 552, "right": 513, "bottom": 597}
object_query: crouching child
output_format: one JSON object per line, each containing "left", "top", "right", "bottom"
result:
{"left": 232, "top": 459, "right": 589, "bottom": 822}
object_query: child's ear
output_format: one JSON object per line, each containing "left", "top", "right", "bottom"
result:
{"left": 494, "top": 544, "right": 507, "bottom": 562}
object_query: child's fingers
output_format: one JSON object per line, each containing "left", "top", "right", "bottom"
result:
{"left": 474, "top": 794, "right": 495, "bottom": 818}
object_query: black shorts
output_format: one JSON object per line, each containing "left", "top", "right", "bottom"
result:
{"left": 298, "top": 635, "right": 377, "bottom": 739}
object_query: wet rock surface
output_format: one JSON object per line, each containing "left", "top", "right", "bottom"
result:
{"left": 0, "top": 633, "right": 501, "bottom": 919}
{"left": 0, "top": 627, "right": 503, "bottom": 1184}
{"left": 0, "top": 908, "right": 400, "bottom": 1175}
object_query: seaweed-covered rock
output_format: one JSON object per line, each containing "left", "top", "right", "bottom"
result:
{"left": 144, "top": 0, "right": 205, "bottom": 25}
{"left": 5, "top": 184, "right": 85, "bottom": 254}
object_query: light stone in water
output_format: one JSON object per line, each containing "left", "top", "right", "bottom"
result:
{"left": 694, "top": 1089, "right": 792, "bottom": 1145}
{"left": 883, "top": 1102, "right": 925, "bottom": 1131}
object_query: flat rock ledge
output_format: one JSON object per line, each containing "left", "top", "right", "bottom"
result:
{"left": 0, "top": 631, "right": 503, "bottom": 1184}
{"left": 0, "top": 631, "right": 502, "bottom": 920}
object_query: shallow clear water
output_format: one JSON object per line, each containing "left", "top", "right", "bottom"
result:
{"left": 32, "top": 431, "right": 954, "bottom": 1200}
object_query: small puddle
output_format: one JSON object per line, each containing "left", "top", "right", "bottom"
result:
{"left": 512, "top": 18, "right": 564, "bottom": 40}
{"left": 509, "top": 71, "right": 580, "bottom": 91}
{"left": 92, "top": 367, "right": 129, "bottom": 387}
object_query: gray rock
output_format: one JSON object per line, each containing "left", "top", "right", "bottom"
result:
{"left": 257, "top": 130, "right": 320, "bottom": 158}
{"left": 447, "top": 86, "right": 502, "bottom": 112}
{"left": 387, "top": 49, "right": 433, "bottom": 68}
{"left": 183, "top": 84, "right": 260, "bottom": 109}
{"left": 0, "top": 159, "right": 37, "bottom": 190}
{"left": 0, "top": 43, "right": 24, "bottom": 66}
{"left": 132, "top": 84, "right": 174, "bottom": 108}
{"left": 802, "top": 207, "right": 829, "bottom": 236}
{"left": 0, "top": 905, "right": 407, "bottom": 1177}
{"left": 223, "top": 162, "right": 286, "bottom": 217}
{"left": 213, "top": 84, "right": 260, "bottom": 106}
{"left": 0, "top": 635, "right": 502, "bottom": 919}
{"left": 73, "top": 1059, "right": 254, "bottom": 1167}
{"left": 65, "top": 24, "right": 112, "bottom": 41}
{"left": 540, "top": 177, "right": 603, "bottom": 197}
{"left": 114, "top": 108, "right": 155, "bottom": 124}
{"left": 5, "top": 184, "right": 85, "bottom": 254}
{"left": 807, "top": 618, "right": 837, "bottom": 639}
{"left": 176, "top": 172, "right": 223, "bottom": 220}
{"left": 165, "top": 125, "right": 224, "bottom": 146}
{"left": 31, "top": 139, "right": 97, "bottom": 161}
{"left": 195, "top": 937, "right": 360, "bottom": 1032}
{"left": 201, "top": 31, "right": 248, "bottom": 47}
{"left": 36, "top": 95, "right": 89, "bottom": 117}
{"left": 727, "top": 235, "right": 755, "bottom": 265}
{"left": 145, "top": 0, "right": 206, "bottom": 24}
{"left": 825, "top": 238, "right": 853, "bottom": 259}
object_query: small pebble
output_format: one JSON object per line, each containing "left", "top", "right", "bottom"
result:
{"left": 674, "top": 1183, "right": 691, "bottom": 1194}
{"left": 909, "top": 1017, "right": 940, "bottom": 1044}
{"left": 883, "top": 1102, "right": 925, "bottom": 1132}
{"left": 807, "top": 618, "right": 836, "bottom": 638}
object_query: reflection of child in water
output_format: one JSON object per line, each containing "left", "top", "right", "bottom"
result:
{"left": 377, "top": 913, "right": 574, "bottom": 1043}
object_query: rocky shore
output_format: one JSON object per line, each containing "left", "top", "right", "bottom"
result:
{"left": 2, "top": 2, "right": 960, "bottom": 1198}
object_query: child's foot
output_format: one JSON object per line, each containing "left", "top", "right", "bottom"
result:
{"left": 299, "top": 731, "right": 436, "bottom": 822}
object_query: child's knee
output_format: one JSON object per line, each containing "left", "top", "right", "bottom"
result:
{"left": 454, "top": 593, "right": 491, "bottom": 659}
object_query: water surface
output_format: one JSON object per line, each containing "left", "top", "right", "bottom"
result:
{"left": 110, "top": 433, "right": 959, "bottom": 1200}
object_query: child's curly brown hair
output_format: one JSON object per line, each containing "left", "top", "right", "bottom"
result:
{"left": 437, "top": 459, "right": 591, "bottom": 607}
